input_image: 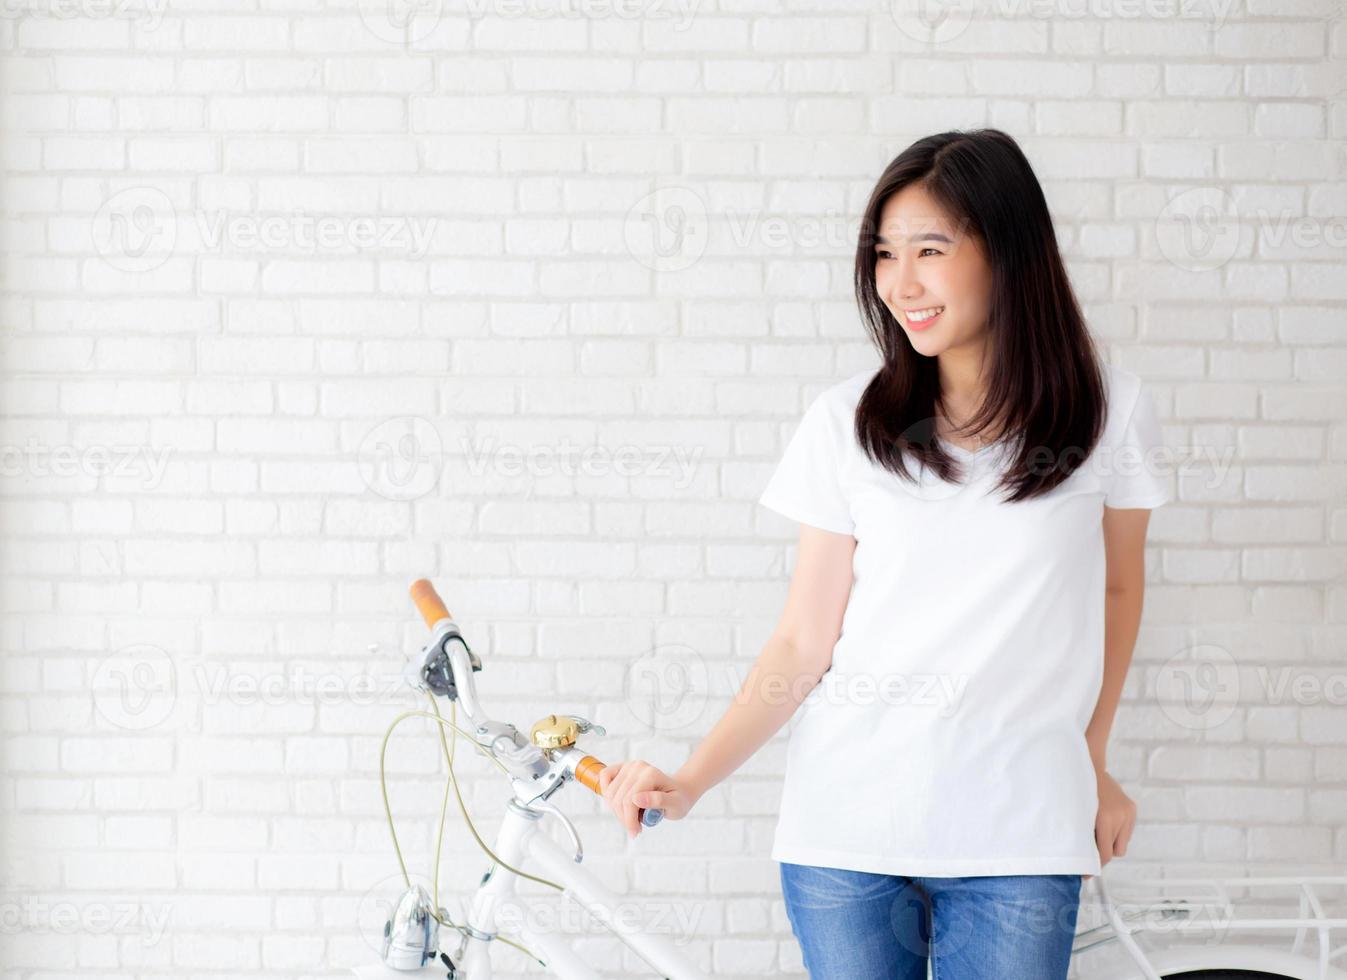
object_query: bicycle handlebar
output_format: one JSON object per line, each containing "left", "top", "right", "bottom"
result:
{"left": 408, "top": 579, "right": 663, "bottom": 829}
{"left": 410, "top": 578, "right": 452, "bottom": 629}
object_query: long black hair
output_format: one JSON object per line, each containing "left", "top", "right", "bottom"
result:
{"left": 853, "top": 128, "right": 1108, "bottom": 502}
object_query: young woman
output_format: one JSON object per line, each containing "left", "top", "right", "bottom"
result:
{"left": 598, "top": 128, "right": 1170, "bottom": 979}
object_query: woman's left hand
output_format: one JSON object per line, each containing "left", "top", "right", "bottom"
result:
{"left": 1086, "top": 769, "right": 1136, "bottom": 881}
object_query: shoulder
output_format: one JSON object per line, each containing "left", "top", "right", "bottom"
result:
{"left": 808, "top": 366, "right": 878, "bottom": 417}
{"left": 1101, "top": 362, "right": 1145, "bottom": 442}
{"left": 788, "top": 367, "right": 877, "bottom": 451}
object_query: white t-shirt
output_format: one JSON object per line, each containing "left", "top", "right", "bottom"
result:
{"left": 758, "top": 363, "right": 1171, "bottom": 877}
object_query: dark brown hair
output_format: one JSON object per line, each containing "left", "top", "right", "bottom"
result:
{"left": 853, "top": 128, "right": 1108, "bottom": 502}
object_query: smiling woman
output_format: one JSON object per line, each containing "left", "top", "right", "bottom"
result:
{"left": 598, "top": 128, "right": 1172, "bottom": 980}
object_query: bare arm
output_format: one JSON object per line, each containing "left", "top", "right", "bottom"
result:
{"left": 598, "top": 523, "right": 855, "bottom": 836}
{"left": 1085, "top": 505, "right": 1154, "bottom": 873}
{"left": 1087, "top": 505, "right": 1152, "bottom": 771}
{"left": 675, "top": 524, "right": 856, "bottom": 800}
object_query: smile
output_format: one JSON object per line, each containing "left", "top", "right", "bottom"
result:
{"left": 904, "top": 306, "right": 945, "bottom": 330}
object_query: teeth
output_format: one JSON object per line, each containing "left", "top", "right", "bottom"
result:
{"left": 908, "top": 306, "right": 944, "bottom": 322}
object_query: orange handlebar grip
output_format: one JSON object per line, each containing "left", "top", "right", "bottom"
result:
{"left": 574, "top": 755, "right": 663, "bottom": 828}
{"left": 574, "top": 755, "right": 605, "bottom": 794}
{"left": 410, "top": 579, "right": 452, "bottom": 629}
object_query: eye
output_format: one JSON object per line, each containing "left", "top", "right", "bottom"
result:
{"left": 875, "top": 247, "right": 941, "bottom": 260}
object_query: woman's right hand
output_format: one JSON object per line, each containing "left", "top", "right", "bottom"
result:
{"left": 597, "top": 760, "right": 699, "bottom": 839}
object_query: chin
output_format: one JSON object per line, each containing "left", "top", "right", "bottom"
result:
{"left": 906, "top": 331, "right": 950, "bottom": 357}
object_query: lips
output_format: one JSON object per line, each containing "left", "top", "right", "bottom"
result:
{"left": 904, "top": 306, "right": 944, "bottom": 331}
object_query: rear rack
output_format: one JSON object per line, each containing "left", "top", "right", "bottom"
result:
{"left": 1073, "top": 874, "right": 1347, "bottom": 980}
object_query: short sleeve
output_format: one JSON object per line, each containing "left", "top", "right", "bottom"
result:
{"left": 1104, "top": 380, "right": 1172, "bottom": 509}
{"left": 758, "top": 393, "right": 856, "bottom": 535}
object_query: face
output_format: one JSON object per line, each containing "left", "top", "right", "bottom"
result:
{"left": 872, "top": 183, "right": 994, "bottom": 360}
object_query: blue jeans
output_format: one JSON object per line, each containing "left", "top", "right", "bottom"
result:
{"left": 780, "top": 862, "right": 1082, "bottom": 979}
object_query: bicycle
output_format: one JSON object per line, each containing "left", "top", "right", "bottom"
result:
{"left": 352, "top": 579, "right": 711, "bottom": 980}
{"left": 351, "top": 579, "right": 1347, "bottom": 980}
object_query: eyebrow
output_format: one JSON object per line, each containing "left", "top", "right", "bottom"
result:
{"left": 875, "top": 233, "right": 954, "bottom": 246}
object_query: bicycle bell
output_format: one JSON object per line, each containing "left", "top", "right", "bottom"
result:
{"left": 530, "top": 714, "right": 605, "bottom": 749}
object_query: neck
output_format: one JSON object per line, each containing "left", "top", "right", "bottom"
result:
{"left": 936, "top": 338, "right": 989, "bottom": 406}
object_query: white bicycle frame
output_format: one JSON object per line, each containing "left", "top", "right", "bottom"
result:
{"left": 353, "top": 792, "right": 711, "bottom": 980}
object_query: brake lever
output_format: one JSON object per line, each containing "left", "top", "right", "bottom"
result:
{"left": 527, "top": 796, "right": 584, "bottom": 863}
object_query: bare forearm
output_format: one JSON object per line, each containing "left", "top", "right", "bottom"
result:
{"left": 1087, "top": 587, "right": 1145, "bottom": 770}
{"left": 674, "top": 635, "right": 825, "bottom": 801}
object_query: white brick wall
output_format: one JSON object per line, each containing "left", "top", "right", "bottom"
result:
{"left": 2, "top": 2, "right": 1345, "bottom": 978}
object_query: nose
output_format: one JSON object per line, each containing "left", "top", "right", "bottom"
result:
{"left": 891, "top": 252, "right": 922, "bottom": 302}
